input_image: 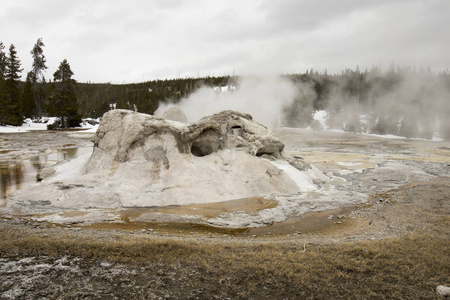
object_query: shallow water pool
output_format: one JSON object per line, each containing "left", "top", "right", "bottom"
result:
{"left": 0, "top": 147, "right": 92, "bottom": 202}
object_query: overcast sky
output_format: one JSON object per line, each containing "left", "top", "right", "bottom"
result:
{"left": 1, "top": 0, "right": 449, "bottom": 83}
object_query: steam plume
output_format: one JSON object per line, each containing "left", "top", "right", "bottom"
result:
{"left": 155, "top": 75, "right": 316, "bottom": 129}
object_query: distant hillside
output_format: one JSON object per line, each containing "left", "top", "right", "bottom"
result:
{"left": 76, "top": 76, "right": 238, "bottom": 118}
{"left": 75, "top": 68, "right": 450, "bottom": 140}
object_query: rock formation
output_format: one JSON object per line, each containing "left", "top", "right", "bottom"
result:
{"left": 13, "top": 109, "right": 328, "bottom": 208}
{"left": 85, "top": 109, "right": 286, "bottom": 172}
{"left": 161, "top": 106, "right": 187, "bottom": 123}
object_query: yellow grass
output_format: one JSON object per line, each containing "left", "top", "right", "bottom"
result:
{"left": 0, "top": 224, "right": 448, "bottom": 299}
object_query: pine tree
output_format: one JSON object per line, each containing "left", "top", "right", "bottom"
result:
{"left": 47, "top": 59, "right": 80, "bottom": 128}
{"left": 30, "top": 38, "right": 47, "bottom": 117}
{"left": 0, "top": 42, "right": 7, "bottom": 124}
{"left": 22, "top": 72, "right": 34, "bottom": 118}
{"left": 0, "top": 42, "right": 6, "bottom": 80}
{"left": 3, "top": 44, "right": 23, "bottom": 126}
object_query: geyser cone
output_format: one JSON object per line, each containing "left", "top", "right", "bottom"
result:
{"left": 12, "top": 109, "right": 328, "bottom": 208}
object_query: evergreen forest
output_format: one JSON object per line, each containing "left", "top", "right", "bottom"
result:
{"left": 0, "top": 39, "right": 449, "bottom": 139}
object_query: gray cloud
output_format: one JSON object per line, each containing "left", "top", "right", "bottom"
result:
{"left": 0, "top": 0, "right": 448, "bottom": 82}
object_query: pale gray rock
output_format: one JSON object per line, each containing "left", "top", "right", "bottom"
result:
{"left": 85, "top": 109, "right": 287, "bottom": 173}
{"left": 161, "top": 106, "right": 188, "bottom": 123}
{"left": 36, "top": 168, "right": 56, "bottom": 181}
{"left": 436, "top": 285, "right": 450, "bottom": 296}
{"left": 12, "top": 109, "right": 328, "bottom": 208}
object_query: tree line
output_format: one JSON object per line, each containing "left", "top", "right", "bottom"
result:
{"left": 283, "top": 66, "right": 450, "bottom": 139}
{"left": 0, "top": 39, "right": 236, "bottom": 128}
{"left": 0, "top": 39, "right": 80, "bottom": 128}
{"left": 0, "top": 38, "right": 449, "bottom": 139}
{"left": 77, "top": 76, "right": 238, "bottom": 118}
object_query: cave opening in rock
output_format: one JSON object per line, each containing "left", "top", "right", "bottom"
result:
{"left": 256, "top": 150, "right": 275, "bottom": 157}
{"left": 190, "top": 129, "right": 221, "bottom": 157}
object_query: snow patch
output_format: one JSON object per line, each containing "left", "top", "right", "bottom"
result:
{"left": 0, "top": 118, "right": 99, "bottom": 133}
{"left": 213, "top": 85, "right": 236, "bottom": 93}
{"left": 313, "top": 110, "right": 328, "bottom": 130}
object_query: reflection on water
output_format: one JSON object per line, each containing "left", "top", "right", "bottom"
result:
{"left": 0, "top": 162, "right": 24, "bottom": 200}
{"left": 28, "top": 148, "right": 80, "bottom": 172}
{"left": 0, "top": 147, "right": 90, "bottom": 201}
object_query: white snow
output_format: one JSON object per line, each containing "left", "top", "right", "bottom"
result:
{"left": 328, "top": 128, "right": 346, "bottom": 133}
{"left": 213, "top": 85, "right": 236, "bottom": 93}
{"left": 361, "top": 132, "right": 405, "bottom": 139}
{"left": 81, "top": 126, "right": 99, "bottom": 133}
{"left": 0, "top": 119, "right": 47, "bottom": 132}
{"left": 313, "top": 110, "right": 328, "bottom": 130}
{"left": 431, "top": 136, "right": 444, "bottom": 142}
{"left": 0, "top": 118, "right": 99, "bottom": 133}
{"left": 309, "top": 110, "right": 445, "bottom": 141}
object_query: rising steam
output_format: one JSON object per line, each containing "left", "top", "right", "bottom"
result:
{"left": 155, "top": 75, "right": 316, "bottom": 129}
{"left": 318, "top": 69, "right": 450, "bottom": 139}
{"left": 155, "top": 69, "right": 450, "bottom": 140}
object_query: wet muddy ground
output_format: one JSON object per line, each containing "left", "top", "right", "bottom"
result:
{"left": 0, "top": 128, "right": 448, "bottom": 239}
{"left": 0, "top": 131, "right": 92, "bottom": 201}
{"left": 0, "top": 128, "right": 449, "bottom": 299}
